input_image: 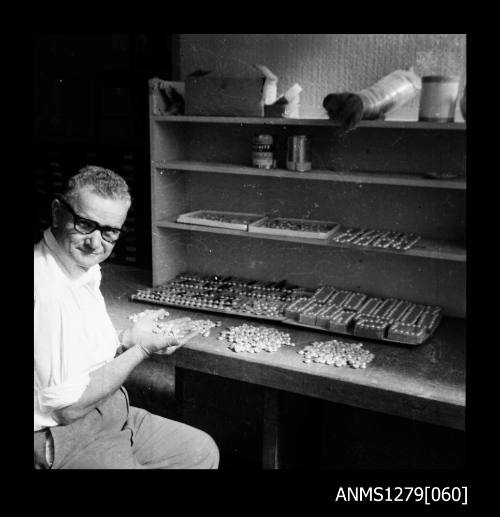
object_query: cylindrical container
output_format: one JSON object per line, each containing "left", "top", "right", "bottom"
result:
{"left": 252, "top": 134, "right": 275, "bottom": 169}
{"left": 418, "top": 75, "right": 459, "bottom": 122}
{"left": 359, "top": 68, "right": 421, "bottom": 119}
{"left": 286, "top": 135, "right": 312, "bottom": 172}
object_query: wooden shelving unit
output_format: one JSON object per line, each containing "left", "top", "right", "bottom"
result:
{"left": 149, "top": 108, "right": 466, "bottom": 320}
{"left": 145, "top": 90, "right": 466, "bottom": 439}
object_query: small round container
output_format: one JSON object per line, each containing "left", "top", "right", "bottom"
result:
{"left": 252, "top": 134, "right": 275, "bottom": 169}
{"left": 418, "top": 75, "right": 460, "bottom": 122}
{"left": 286, "top": 135, "right": 312, "bottom": 172}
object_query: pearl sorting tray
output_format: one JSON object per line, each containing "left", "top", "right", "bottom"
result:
{"left": 130, "top": 274, "right": 443, "bottom": 346}
{"left": 130, "top": 293, "right": 289, "bottom": 322}
{"left": 285, "top": 314, "right": 442, "bottom": 346}
{"left": 248, "top": 217, "right": 340, "bottom": 239}
{"left": 176, "top": 210, "right": 268, "bottom": 231}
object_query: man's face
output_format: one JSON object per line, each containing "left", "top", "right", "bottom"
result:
{"left": 52, "top": 187, "right": 130, "bottom": 271}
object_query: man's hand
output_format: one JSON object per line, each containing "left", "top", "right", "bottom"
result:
{"left": 122, "top": 311, "right": 199, "bottom": 356}
{"left": 152, "top": 328, "right": 200, "bottom": 355}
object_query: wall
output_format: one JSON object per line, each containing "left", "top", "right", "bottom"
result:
{"left": 34, "top": 33, "right": 174, "bottom": 268}
{"left": 179, "top": 34, "right": 466, "bottom": 119}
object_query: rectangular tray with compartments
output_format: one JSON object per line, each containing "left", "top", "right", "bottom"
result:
{"left": 176, "top": 210, "right": 267, "bottom": 231}
{"left": 248, "top": 217, "right": 340, "bottom": 240}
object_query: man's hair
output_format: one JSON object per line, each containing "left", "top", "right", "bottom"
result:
{"left": 61, "top": 165, "right": 131, "bottom": 205}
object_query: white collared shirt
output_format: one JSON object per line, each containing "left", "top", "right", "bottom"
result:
{"left": 34, "top": 228, "right": 119, "bottom": 431}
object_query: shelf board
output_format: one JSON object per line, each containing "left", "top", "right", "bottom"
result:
{"left": 156, "top": 220, "right": 466, "bottom": 262}
{"left": 155, "top": 160, "right": 466, "bottom": 190}
{"left": 152, "top": 115, "right": 466, "bottom": 131}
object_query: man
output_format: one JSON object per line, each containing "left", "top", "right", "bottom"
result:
{"left": 34, "top": 165, "right": 219, "bottom": 469}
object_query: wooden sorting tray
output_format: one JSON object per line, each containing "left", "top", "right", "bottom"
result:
{"left": 382, "top": 313, "right": 442, "bottom": 346}
{"left": 130, "top": 294, "right": 287, "bottom": 322}
{"left": 130, "top": 292, "right": 441, "bottom": 346}
{"left": 283, "top": 318, "right": 438, "bottom": 346}
{"left": 248, "top": 217, "right": 340, "bottom": 239}
{"left": 176, "top": 210, "right": 267, "bottom": 231}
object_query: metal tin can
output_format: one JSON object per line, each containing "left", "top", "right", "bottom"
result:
{"left": 418, "top": 75, "right": 459, "bottom": 122}
{"left": 252, "top": 134, "right": 275, "bottom": 169}
{"left": 286, "top": 135, "right": 312, "bottom": 172}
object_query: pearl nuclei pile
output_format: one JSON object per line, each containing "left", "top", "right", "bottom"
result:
{"left": 128, "top": 309, "right": 375, "bottom": 369}
{"left": 128, "top": 309, "right": 220, "bottom": 339}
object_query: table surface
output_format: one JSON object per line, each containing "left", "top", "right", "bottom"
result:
{"left": 101, "top": 263, "right": 466, "bottom": 430}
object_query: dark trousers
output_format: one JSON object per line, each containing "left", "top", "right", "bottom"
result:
{"left": 34, "top": 387, "right": 219, "bottom": 469}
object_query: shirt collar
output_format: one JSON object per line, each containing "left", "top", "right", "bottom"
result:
{"left": 43, "top": 228, "right": 101, "bottom": 288}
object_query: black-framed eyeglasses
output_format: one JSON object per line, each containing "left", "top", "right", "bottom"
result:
{"left": 56, "top": 197, "right": 126, "bottom": 244}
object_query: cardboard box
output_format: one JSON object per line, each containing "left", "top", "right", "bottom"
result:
{"left": 149, "top": 78, "right": 185, "bottom": 115}
{"left": 185, "top": 76, "right": 265, "bottom": 117}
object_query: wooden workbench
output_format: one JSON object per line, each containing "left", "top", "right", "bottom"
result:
{"left": 102, "top": 263, "right": 466, "bottom": 468}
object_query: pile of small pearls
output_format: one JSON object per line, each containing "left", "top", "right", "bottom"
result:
{"left": 153, "top": 318, "right": 220, "bottom": 339}
{"left": 219, "top": 324, "right": 294, "bottom": 353}
{"left": 129, "top": 309, "right": 220, "bottom": 338}
{"left": 152, "top": 319, "right": 192, "bottom": 338}
{"left": 299, "top": 339, "right": 375, "bottom": 368}
{"left": 128, "top": 308, "right": 169, "bottom": 323}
